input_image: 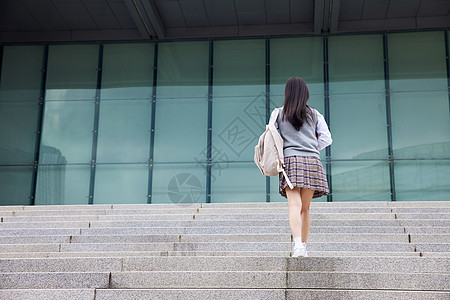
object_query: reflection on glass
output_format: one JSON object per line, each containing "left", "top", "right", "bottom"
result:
{"left": 154, "top": 98, "right": 207, "bottom": 163}
{"left": 0, "top": 166, "right": 33, "bottom": 206}
{"left": 388, "top": 31, "right": 447, "bottom": 93}
{"left": 102, "top": 43, "right": 154, "bottom": 100}
{"left": 35, "top": 164, "right": 90, "bottom": 205}
{"left": 152, "top": 163, "right": 206, "bottom": 204}
{"left": 46, "top": 44, "right": 98, "bottom": 101}
{"left": 40, "top": 101, "right": 95, "bottom": 164}
{"left": 391, "top": 91, "right": 450, "bottom": 159}
{"left": 213, "top": 39, "right": 265, "bottom": 97}
{"left": 330, "top": 93, "right": 388, "bottom": 159}
{"left": 328, "top": 34, "right": 384, "bottom": 94}
{"left": 0, "top": 45, "right": 44, "bottom": 102}
{"left": 97, "top": 100, "right": 151, "bottom": 163}
{"left": 270, "top": 37, "right": 323, "bottom": 96}
{"left": 332, "top": 161, "right": 391, "bottom": 201}
{"left": 94, "top": 164, "right": 149, "bottom": 204}
{"left": 211, "top": 162, "right": 265, "bottom": 203}
{"left": 395, "top": 160, "right": 450, "bottom": 201}
{"left": 0, "top": 102, "right": 39, "bottom": 165}
{"left": 157, "top": 41, "right": 209, "bottom": 98}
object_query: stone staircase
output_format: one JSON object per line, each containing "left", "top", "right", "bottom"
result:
{"left": 0, "top": 201, "right": 449, "bottom": 299}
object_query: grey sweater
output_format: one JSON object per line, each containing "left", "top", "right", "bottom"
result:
{"left": 276, "top": 107, "right": 320, "bottom": 158}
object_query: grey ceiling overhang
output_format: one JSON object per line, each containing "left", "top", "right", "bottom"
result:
{"left": 0, "top": 0, "right": 449, "bottom": 43}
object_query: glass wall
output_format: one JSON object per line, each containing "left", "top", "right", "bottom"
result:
{"left": 0, "top": 30, "right": 449, "bottom": 205}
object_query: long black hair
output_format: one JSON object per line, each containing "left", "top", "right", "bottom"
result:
{"left": 282, "top": 77, "right": 315, "bottom": 131}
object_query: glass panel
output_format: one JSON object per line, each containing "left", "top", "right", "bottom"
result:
{"left": 157, "top": 41, "right": 209, "bottom": 99}
{"left": 330, "top": 93, "right": 388, "bottom": 159}
{"left": 270, "top": 37, "right": 324, "bottom": 96}
{"left": 332, "top": 161, "right": 391, "bottom": 201}
{"left": 212, "top": 97, "right": 264, "bottom": 162}
{"left": 94, "top": 164, "right": 149, "bottom": 204}
{"left": 391, "top": 91, "right": 450, "bottom": 159}
{"left": 0, "top": 166, "right": 33, "bottom": 206}
{"left": 0, "top": 45, "right": 44, "bottom": 102}
{"left": 211, "top": 162, "right": 265, "bottom": 203}
{"left": 152, "top": 163, "right": 206, "bottom": 204}
{"left": 39, "top": 101, "right": 94, "bottom": 164}
{"left": 97, "top": 100, "right": 151, "bottom": 163}
{"left": 395, "top": 160, "right": 450, "bottom": 201}
{"left": 328, "top": 34, "right": 384, "bottom": 94}
{"left": 213, "top": 39, "right": 265, "bottom": 97}
{"left": 46, "top": 44, "right": 98, "bottom": 101}
{"left": 35, "top": 164, "right": 90, "bottom": 205}
{"left": 101, "top": 43, "right": 154, "bottom": 100}
{"left": 0, "top": 102, "right": 38, "bottom": 165}
{"left": 388, "top": 31, "right": 447, "bottom": 93}
{"left": 154, "top": 98, "right": 207, "bottom": 163}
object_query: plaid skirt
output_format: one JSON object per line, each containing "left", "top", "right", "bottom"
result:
{"left": 279, "top": 156, "right": 329, "bottom": 199}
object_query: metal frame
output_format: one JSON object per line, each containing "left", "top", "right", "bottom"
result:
{"left": 29, "top": 45, "right": 49, "bottom": 205}
{"left": 446, "top": 29, "right": 450, "bottom": 116}
{"left": 265, "top": 37, "right": 271, "bottom": 202}
{"left": 206, "top": 39, "right": 213, "bottom": 203}
{"left": 323, "top": 36, "right": 333, "bottom": 202}
{"left": 383, "top": 33, "right": 396, "bottom": 202}
{"left": 147, "top": 42, "right": 158, "bottom": 204}
{"left": 88, "top": 44, "right": 104, "bottom": 205}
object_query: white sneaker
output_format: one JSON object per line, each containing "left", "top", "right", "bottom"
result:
{"left": 292, "top": 243, "right": 308, "bottom": 258}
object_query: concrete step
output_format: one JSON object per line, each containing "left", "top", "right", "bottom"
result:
{"left": 77, "top": 226, "right": 406, "bottom": 235}
{"left": 0, "top": 250, "right": 422, "bottom": 258}
{"left": 0, "top": 257, "right": 122, "bottom": 272}
{"left": 1, "top": 288, "right": 448, "bottom": 300}
{"left": 396, "top": 213, "right": 450, "bottom": 219}
{"left": 198, "top": 207, "right": 393, "bottom": 214}
{"left": 1, "top": 256, "right": 447, "bottom": 273}
{"left": 405, "top": 227, "right": 450, "bottom": 234}
{"left": 107, "top": 271, "right": 449, "bottom": 290}
{"left": 0, "top": 242, "right": 415, "bottom": 253}
{"left": 0, "top": 289, "right": 94, "bottom": 300}
{"left": 410, "top": 234, "right": 450, "bottom": 243}
{"left": 0, "top": 221, "right": 90, "bottom": 229}
{"left": 96, "top": 289, "right": 450, "bottom": 300}
{"left": 3, "top": 219, "right": 449, "bottom": 229}
{"left": 0, "top": 272, "right": 109, "bottom": 289}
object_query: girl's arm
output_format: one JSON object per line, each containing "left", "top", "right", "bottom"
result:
{"left": 316, "top": 111, "right": 332, "bottom": 151}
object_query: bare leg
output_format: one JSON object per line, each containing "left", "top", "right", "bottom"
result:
{"left": 285, "top": 187, "right": 302, "bottom": 239}
{"left": 300, "top": 188, "right": 314, "bottom": 243}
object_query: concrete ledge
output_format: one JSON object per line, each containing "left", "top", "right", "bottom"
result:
{"left": 0, "top": 272, "right": 110, "bottom": 289}
{"left": 96, "top": 288, "right": 285, "bottom": 300}
{"left": 287, "top": 257, "right": 450, "bottom": 273}
{"left": 0, "top": 235, "right": 70, "bottom": 244}
{"left": 396, "top": 214, "right": 450, "bottom": 219}
{"left": 110, "top": 271, "right": 287, "bottom": 288}
{"left": 0, "top": 289, "right": 94, "bottom": 300}
{"left": 71, "top": 234, "right": 180, "bottom": 244}
{"left": 0, "top": 229, "right": 81, "bottom": 236}
{"left": 0, "top": 221, "right": 90, "bottom": 229}
{"left": 405, "top": 227, "right": 450, "bottom": 234}
{"left": 122, "top": 256, "right": 287, "bottom": 271}
{"left": 287, "top": 271, "right": 450, "bottom": 290}
{"left": 60, "top": 243, "right": 175, "bottom": 252}
{"left": 0, "top": 257, "right": 122, "bottom": 272}
{"left": 410, "top": 234, "right": 450, "bottom": 243}
{"left": 287, "top": 289, "right": 450, "bottom": 300}
{"left": 0, "top": 244, "right": 60, "bottom": 253}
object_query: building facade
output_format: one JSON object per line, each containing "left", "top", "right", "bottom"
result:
{"left": 0, "top": 1, "right": 449, "bottom": 205}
